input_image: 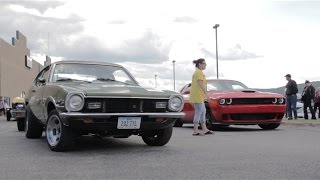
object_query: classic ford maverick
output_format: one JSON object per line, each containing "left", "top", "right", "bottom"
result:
{"left": 23, "top": 61, "right": 184, "bottom": 151}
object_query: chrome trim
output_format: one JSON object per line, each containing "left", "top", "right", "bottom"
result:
{"left": 84, "top": 96, "right": 169, "bottom": 99}
{"left": 168, "top": 94, "right": 184, "bottom": 112}
{"left": 65, "top": 93, "right": 85, "bottom": 112}
{"left": 59, "top": 112, "right": 185, "bottom": 119}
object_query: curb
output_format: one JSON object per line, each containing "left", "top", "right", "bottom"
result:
{"left": 281, "top": 121, "right": 320, "bottom": 127}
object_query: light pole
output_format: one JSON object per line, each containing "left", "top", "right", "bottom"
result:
{"left": 172, "top": 60, "right": 176, "bottom": 91}
{"left": 154, "top": 74, "right": 157, "bottom": 88}
{"left": 213, "top": 24, "right": 220, "bottom": 79}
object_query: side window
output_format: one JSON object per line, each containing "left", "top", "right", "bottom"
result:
{"left": 181, "top": 84, "right": 191, "bottom": 94}
{"left": 34, "top": 66, "right": 50, "bottom": 87}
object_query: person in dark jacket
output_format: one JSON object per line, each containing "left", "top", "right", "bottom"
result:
{"left": 314, "top": 87, "right": 320, "bottom": 118}
{"left": 301, "top": 80, "right": 316, "bottom": 120}
{"left": 285, "top": 74, "right": 298, "bottom": 120}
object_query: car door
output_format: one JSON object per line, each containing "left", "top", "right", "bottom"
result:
{"left": 28, "top": 66, "right": 51, "bottom": 122}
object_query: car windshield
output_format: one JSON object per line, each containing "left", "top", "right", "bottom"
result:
{"left": 207, "top": 80, "right": 249, "bottom": 91}
{"left": 51, "top": 63, "right": 137, "bottom": 85}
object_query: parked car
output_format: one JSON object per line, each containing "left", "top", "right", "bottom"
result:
{"left": 6, "top": 97, "right": 26, "bottom": 131}
{"left": 23, "top": 61, "right": 184, "bottom": 151}
{"left": 176, "top": 79, "right": 286, "bottom": 130}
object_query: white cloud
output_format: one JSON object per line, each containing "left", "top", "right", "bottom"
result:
{"left": 1, "top": 0, "right": 320, "bottom": 90}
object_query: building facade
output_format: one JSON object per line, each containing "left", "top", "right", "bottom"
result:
{"left": 0, "top": 31, "right": 50, "bottom": 105}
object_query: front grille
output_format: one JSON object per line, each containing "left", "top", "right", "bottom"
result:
{"left": 231, "top": 98, "right": 275, "bottom": 105}
{"left": 82, "top": 98, "right": 167, "bottom": 113}
{"left": 230, "top": 113, "right": 277, "bottom": 120}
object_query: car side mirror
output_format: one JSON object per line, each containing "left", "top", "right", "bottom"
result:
{"left": 38, "top": 78, "right": 46, "bottom": 84}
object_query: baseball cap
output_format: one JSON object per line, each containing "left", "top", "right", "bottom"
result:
{"left": 284, "top": 74, "right": 291, "bottom": 78}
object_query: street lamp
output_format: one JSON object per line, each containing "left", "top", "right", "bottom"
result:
{"left": 154, "top": 74, "right": 157, "bottom": 88}
{"left": 172, "top": 60, "right": 176, "bottom": 91}
{"left": 213, "top": 24, "right": 220, "bottom": 79}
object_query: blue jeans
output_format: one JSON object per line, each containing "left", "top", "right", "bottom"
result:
{"left": 286, "top": 94, "right": 297, "bottom": 119}
{"left": 193, "top": 103, "right": 206, "bottom": 124}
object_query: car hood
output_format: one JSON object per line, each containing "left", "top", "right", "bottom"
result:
{"left": 59, "top": 83, "right": 175, "bottom": 98}
{"left": 207, "top": 89, "right": 285, "bottom": 99}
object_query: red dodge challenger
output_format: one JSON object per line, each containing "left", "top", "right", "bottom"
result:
{"left": 176, "top": 79, "right": 286, "bottom": 130}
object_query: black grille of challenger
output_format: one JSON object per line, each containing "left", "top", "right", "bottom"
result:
{"left": 82, "top": 98, "right": 167, "bottom": 113}
{"left": 231, "top": 98, "right": 276, "bottom": 105}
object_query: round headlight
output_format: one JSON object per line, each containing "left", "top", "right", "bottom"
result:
{"left": 272, "top": 98, "right": 277, "bottom": 104}
{"left": 219, "top": 99, "right": 226, "bottom": 105}
{"left": 226, "top": 98, "right": 232, "bottom": 105}
{"left": 168, "top": 95, "right": 184, "bottom": 112}
{"left": 278, "top": 98, "right": 284, "bottom": 104}
{"left": 66, "top": 94, "right": 84, "bottom": 112}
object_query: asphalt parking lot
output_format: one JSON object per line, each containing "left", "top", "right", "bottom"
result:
{"left": 0, "top": 117, "right": 320, "bottom": 180}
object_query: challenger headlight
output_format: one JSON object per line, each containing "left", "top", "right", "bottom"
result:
{"left": 226, "top": 98, "right": 232, "bottom": 105}
{"left": 66, "top": 93, "right": 84, "bottom": 112}
{"left": 272, "top": 98, "right": 277, "bottom": 104}
{"left": 168, "top": 95, "right": 184, "bottom": 112}
{"left": 278, "top": 98, "right": 285, "bottom": 104}
{"left": 219, "top": 99, "right": 226, "bottom": 105}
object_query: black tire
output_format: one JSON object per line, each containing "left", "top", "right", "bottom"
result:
{"left": 17, "top": 118, "right": 25, "bottom": 131}
{"left": 25, "top": 106, "right": 43, "bottom": 138}
{"left": 258, "top": 123, "right": 280, "bottom": 130}
{"left": 173, "top": 119, "right": 183, "bottom": 127}
{"left": 205, "top": 110, "right": 215, "bottom": 130}
{"left": 142, "top": 126, "right": 173, "bottom": 146}
{"left": 46, "top": 109, "right": 74, "bottom": 152}
{"left": 6, "top": 110, "right": 11, "bottom": 121}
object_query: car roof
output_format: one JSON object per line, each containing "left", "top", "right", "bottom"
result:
{"left": 51, "top": 60, "right": 123, "bottom": 68}
{"left": 206, "top": 79, "right": 241, "bottom": 82}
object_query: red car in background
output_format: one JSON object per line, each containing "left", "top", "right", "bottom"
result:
{"left": 175, "top": 79, "right": 286, "bottom": 130}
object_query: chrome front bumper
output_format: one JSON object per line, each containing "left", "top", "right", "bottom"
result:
{"left": 59, "top": 112, "right": 185, "bottom": 119}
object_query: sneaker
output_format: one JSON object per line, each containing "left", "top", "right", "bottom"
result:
{"left": 288, "top": 118, "right": 293, "bottom": 120}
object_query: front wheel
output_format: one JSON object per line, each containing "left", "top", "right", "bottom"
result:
{"left": 258, "top": 123, "right": 280, "bottom": 130}
{"left": 6, "top": 110, "right": 11, "bottom": 121}
{"left": 142, "top": 126, "right": 173, "bottom": 146}
{"left": 46, "top": 110, "right": 74, "bottom": 151}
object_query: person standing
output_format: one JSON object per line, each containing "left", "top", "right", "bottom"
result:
{"left": 0, "top": 97, "right": 4, "bottom": 116}
{"left": 314, "top": 87, "right": 320, "bottom": 118}
{"left": 190, "top": 58, "right": 213, "bottom": 136}
{"left": 284, "top": 74, "right": 298, "bottom": 120}
{"left": 301, "top": 80, "right": 316, "bottom": 120}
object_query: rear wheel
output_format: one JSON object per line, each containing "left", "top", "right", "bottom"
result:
{"left": 17, "top": 118, "right": 25, "bottom": 131}
{"left": 25, "top": 106, "right": 43, "bottom": 138}
{"left": 173, "top": 119, "right": 183, "bottom": 127}
{"left": 258, "top": 123, "right": 280, "bottom": 130}
{"left": 46, "top": 109, "right": 74, "bottom": 151}
{"left": 142, "top": 126, "right": 173, "bottom": 146}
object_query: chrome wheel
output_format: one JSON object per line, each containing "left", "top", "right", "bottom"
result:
{"left": 46, "top": 114, "right": 62, "bottom": 146}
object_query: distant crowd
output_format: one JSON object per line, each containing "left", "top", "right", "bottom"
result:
{"left": 285, "top": 74, "right": 320, "bottom": 120}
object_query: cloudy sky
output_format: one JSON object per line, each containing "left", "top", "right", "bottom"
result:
{"left": 1, "top": 0, "right": 319, "bottom": 90}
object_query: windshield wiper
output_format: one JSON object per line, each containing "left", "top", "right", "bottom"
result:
{"left": 96, "top": 78, "right": 116, "bottom": 82}
{"left": 56, "top": 78, "right": 75, "bottom": 82}
{"left": 96, "top": 78, "right": 129, "bottom": 85}
{"left": 56, "top": 78, "right": 91, "bottom": 83}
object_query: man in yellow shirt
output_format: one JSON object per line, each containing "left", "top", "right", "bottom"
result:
{"left": 190, "top": 58, "right": 214, "bottom": 136}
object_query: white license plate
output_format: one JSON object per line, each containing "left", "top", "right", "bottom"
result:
{"left": 117, "top": 117, "right": 141, "bottom": 129}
